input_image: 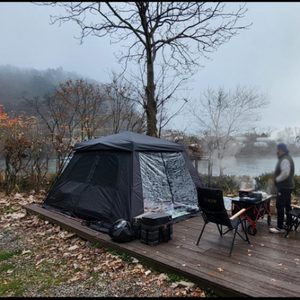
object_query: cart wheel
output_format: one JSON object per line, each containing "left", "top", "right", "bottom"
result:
{"left": 247, "top": 225, "right": 257, "bottom": 236}
{"left": 267, "top": 215, "right": 271, "bottom": 225}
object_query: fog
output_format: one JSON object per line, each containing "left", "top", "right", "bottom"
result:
{"left": 1, "top": 2, "right": 300, "bottom": 135}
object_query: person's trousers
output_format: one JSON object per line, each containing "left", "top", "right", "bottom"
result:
{"left": 276, "top": 188, "right": 293, "bottom": 229}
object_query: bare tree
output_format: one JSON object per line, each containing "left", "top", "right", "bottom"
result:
{"left": 246, "top": 126, "right": 277, "bottom": 137}
{"left": 25, "top": 79, "right": 108, "bottom": 171}
{"left": 56, "top": 79, "right": 108, "bottom": 140}
{"left": 122, "top": 62, "right": 189, "bottom": 138}
{"left": 294, "top": 127, "right": 300, "bottom": 147}
{"left": 25, "top": 93, "right": 77, "bottom": 172}
{"left": 188, "top": 85, "right": 270, "bottom": 180}
{"left": 103, "top": 73, "right": 146, "bottom": 134}
{"left": 277, "top": 126, "right": 300, "bottom": 147}
{"left": 35, "top": 2, "right": 251, "bottom": 137}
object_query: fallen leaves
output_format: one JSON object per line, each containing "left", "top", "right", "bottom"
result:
{"left": 10, "top": 211, "right": 27, "bottom": 219}
{"left": 68, "top": 245, "right": 79, "bottom": 251}
{"left": 0, "top": 191, "right": 210, "bottom": 298}
{"left": 67, "top": 275, "right": 80, "bottom": 283}
{"left": 36, "top": 258, "right": 46, "bottom": 266}
{"left": 21, "top": 249, "right": 31, "bottom": 255}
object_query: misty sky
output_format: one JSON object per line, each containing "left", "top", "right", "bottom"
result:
{"left": 1, "top": 2, "right": 300, "bottom": 136}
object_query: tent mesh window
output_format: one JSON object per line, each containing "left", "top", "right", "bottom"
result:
{"left": 139, "top": 152, "right": 197, "bottom": 216}
{"left": 66, "top": 153, "right": 119, "bottom": 188}
{"left": 67, "top": 153, "right": 98, "bottom": 182}
{"left": 90, "top": 154, "right": 119, "bottom": 188}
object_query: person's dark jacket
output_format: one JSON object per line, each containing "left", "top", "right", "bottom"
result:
{"left": 274, "top": 153, "right": 295, "bottom": 189}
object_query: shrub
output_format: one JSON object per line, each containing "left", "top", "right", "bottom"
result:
{"left": 254, "top": 173, "right": 276, "bottom": 194}
{"left": 293, "top": 175, "right": 300, "bottom": 196}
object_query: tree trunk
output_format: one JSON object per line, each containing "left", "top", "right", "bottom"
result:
{"left": 146, "top": 56, "right": 157, "bottom": 137}
{"left": 208, "top": 159, "right": 213, "bottom": 188}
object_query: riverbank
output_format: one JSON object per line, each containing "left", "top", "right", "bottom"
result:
{"left": 236, "top": 142, "right": 300, "bottom": 158}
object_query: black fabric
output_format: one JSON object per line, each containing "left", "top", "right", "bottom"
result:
{"left": 141, "top": 213, "right": 172, "bottom": 226}
{"left": 197, "top": 187, "right": 230, "bottom": 227}
{"left": 90, "top": 154, "right": 119, "bottom": 187}
{"left": 73, "top": 131, "right": 185, "bottom": 152}
{"left": 81, "top": 220, "right": 112, "bottom": 233}
{"left": 274, "top": 153, "right": 295, "bottom": 189}
{"left": 196, "top": 187, "right": 250, "bottom": 256}
{"left": 67, "top": 153, "right": 98, "bottom": 182}
{"left": 42, "top": 131, "right": 205, "bottom": 230}
{"left": 43, "top": 150, "right": 129, "bottom": 223}
{"left": 109, "top": 219, "right": 134, "bottom": 243}
{"left": 140, "top": 221, "right": 173, "bottom": 246}
{"left": 284, "top": 208, "right": 300, "bottom": 238}
{"left": 276, "top": 188, "right": 293, "bottom": 229}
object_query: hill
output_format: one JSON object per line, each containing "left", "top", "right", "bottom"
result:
{"left": 0, "top": 64, "right": 99, "bottom": 115}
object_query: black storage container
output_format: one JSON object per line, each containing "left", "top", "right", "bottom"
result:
{"left": 239, "top": 197, "right": 262, "bottom": 205}
{"left": 132, "top": 212, "right": 154, "bottom": 240}
{"left": 141, "top": 212, "right": 172, "bottom": 226}
{"left": 140, "top": 213, "right": 173, "bottom": 246}
{"left": 238, "top": 189, "right": 254, "bottom": 197}
{"left": 239, "top": 189, "right": 262, "bottom": 200}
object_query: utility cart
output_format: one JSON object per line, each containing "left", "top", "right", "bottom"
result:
{"left": 231, "top": 190, "right": 272, "bottom": 235}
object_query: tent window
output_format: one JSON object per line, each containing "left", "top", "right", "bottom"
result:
{"left": 139, "top": 152, "right": 197, "bottom": 215}
{"left": 67, "top": 153, "right": 98, "bottom": 182}
{"left": 90, "top": 154, "right": 119, "bottom": 188}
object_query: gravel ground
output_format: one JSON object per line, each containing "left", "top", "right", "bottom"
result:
{"left": 0, "top": 192, "right": 215, "bottom": 297}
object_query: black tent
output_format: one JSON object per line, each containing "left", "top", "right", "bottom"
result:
{"left": 42, "top": 131, "right": 204, "bottom": 226}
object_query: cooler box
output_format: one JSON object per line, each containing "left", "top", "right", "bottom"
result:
{"left": 132, "top": 211, "right": 154, "bottom": 240}
{"left": 140, "top": 213, "right": 173, "bottom": 246}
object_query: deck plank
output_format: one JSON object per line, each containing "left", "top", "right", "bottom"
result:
{"left": 24, "top": 204, "right": 300, "bottom": 297}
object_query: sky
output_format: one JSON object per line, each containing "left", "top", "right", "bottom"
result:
{"left": 1, "top": 2, "right": 300, "bottom": 136}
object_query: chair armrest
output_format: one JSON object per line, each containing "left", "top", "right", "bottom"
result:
{"left": 291, "top": 204, "right": 300, "bottom": 210}
{"left": 230, "top": 208, "right": 246, "bottom": 220}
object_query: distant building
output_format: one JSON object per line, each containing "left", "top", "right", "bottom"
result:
{"left": 253, "top": 141, "right": 268, "bottom": 147}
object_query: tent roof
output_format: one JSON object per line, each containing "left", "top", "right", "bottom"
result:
{"left": 73, "top": 131, "right": 185, "bottom": 152}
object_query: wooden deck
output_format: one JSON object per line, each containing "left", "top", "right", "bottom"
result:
{"left": 24, "top": 204, "right": 300, "bottom": 298}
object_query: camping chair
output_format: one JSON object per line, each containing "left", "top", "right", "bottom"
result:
{"left": 284, "top": 204, "right": 300, "bottom": 238}
{"left": 196, "top": 187, "right": 250, "bottom": 256}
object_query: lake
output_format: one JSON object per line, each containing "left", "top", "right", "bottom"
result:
{"left": 196, "top": 156, "right": 300, "bottom": 177}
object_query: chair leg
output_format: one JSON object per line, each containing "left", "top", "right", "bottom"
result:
{"left": 216, "top": 224, "right": 223, "bottom": 236}
{"left": 284, "top": 218, "right": 298, "bottom": 238}
{"left": 236, "top": 220, "right": 250, "bottom": 243}
{"left": 229, "top": 227, "right": 238, "bottom": 257}
{"left": 229, "top": 220, "right": 250, "bottom": 257}
{"left": 196, "top": 223, "right": 207, "bottom": 246}
{"left": 242, "top": 219, "right": 250, "bottom": 243}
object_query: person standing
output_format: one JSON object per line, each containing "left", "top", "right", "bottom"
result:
{"left": 270, "top": 142, "right": 295, "bottom": 234}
